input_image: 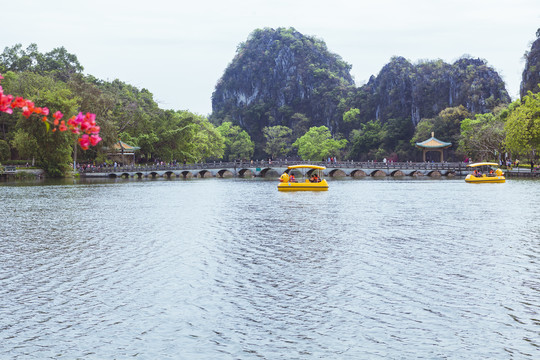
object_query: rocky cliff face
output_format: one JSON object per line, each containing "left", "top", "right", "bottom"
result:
{"left": 364, "top": 56, "right": 510, "bottom": 127}
{"left": 521, "top": 30, "right": 540, "bottom": 97}
{"left": 211, "top": 27, "right": 354, "bottom": 145}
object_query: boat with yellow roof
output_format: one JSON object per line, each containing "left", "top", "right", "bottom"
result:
{"left": 465, "top": 162, "right": 505, "bottom": 183}
{"left": 278, "top": 165, "right": 329, "bottom": 191}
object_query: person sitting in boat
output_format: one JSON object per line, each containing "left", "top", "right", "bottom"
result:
{"left": 290, "top": 174, "right": 296, "bottom": 182}
{"left": 310, "top": 174, "right": 316, "bottom": 183}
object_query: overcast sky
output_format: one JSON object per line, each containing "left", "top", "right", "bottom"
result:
{"left": 2, "top": 0, "right": 539, "bottom": 115}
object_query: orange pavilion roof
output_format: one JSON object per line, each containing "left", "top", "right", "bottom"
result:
{"left": 110, "top": 141, "right": 140, "bottom": 154}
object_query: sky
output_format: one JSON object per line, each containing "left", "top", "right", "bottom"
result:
{"left": 2, "top": 0, "right": 539, "bottom": 115}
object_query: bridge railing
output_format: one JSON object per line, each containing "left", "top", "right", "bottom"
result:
{"left": 78, "top": 161, "right": 467, "bottom": 174}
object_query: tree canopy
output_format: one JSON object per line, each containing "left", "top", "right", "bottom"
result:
{"left": 263, "top": 125, "right": 292, "bottom": 158}
{"left": 292, "top": 126, "right": 347, "bottom": 161}
{"left": 504, "top": 92, "right": 540, "bottom": 156}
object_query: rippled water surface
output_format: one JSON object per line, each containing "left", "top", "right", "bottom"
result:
{"left": 0, "top": 177, "right": 539, "bottom": 359}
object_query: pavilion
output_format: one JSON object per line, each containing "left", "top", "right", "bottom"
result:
{"left": 108, "top": 140, "right": 140, "bottom": 165}
{"left": 415, "top": 132, "right": 452, "bottom": 162}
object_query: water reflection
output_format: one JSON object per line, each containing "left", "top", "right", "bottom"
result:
{"left": 0, "top": 178, "right": 538, "bottom": 358}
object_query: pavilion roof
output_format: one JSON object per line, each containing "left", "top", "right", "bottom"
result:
{"left": 415, "top": 133, "right": 452, "bottom": 149}
{"left": 110, "top": 140, "right": 140, "bottom": 154}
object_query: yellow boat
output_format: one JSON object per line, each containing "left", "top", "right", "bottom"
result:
{"left": 278, "top": 165, "right": 329, "bottom": 191}
{"left": 465, "top": 162, "right": 506, "bottom": 183}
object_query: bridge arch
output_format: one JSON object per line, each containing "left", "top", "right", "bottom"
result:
{"left": 370, "top": 170, "right": 387, "bottom": 177}
{"left": 239, "top": 168, "right": 254, "bottom": 177}
{"left": 179, "top": 171, "right": 193, "bottom": 179}
{"left": 410, "top": 170, "right": 425, "bottom": 177}
{"left": 391, "top": 170, "right": 405, "bottom": 177}
{"left": 108, "top": 173, "right": 118, "bottom": 178}
{"left": 217, "top": 169, "right": 234, "bottom": 178}
{"left": 329, "top": 169, "right": 347, "bottom": 177}
{"left": 120, "top": 173, "right": 130, "bottom": 179}
{"left": 350, "top": 169, "right": 367, "bottom": 177}
{"left": 164, "top": 171, "right": 176, "bottom": 179}
{"left": 196, "top": 170, "right": 213, "bottom": 178}
{"left": 148, "top": 172, "right": 159, "bottom": 179}
{"left": 259, "top": 167, "right": 279, "bottom": 178}
{"left": 427, "top": 170, "right": 442, "bottom": 177}
{"left": 134, "top": 172, "right": 144, "bottom": 179}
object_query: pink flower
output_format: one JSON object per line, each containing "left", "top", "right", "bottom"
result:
{"left": 11, "top": 97, "right": 26, "bottom": 108}
{"left": 78, "top": 134, "right": 90, "bottom": 150}
{"left": 85, "top": 112, "right": 96, "bottom": 122}
{"left": 0, "top": 91, "right": 14, "bottom": 114}
{"left": 89, "top": 134, "right": 102, "bottom": 146}
{"left": 0, "top": 76, "right": 101, "bottom": 151}
{"left": 73, "top": 112, "right": 84, "bottom": 124}
{"left": 81, "top": 120, "right": 91, "bottom": 131}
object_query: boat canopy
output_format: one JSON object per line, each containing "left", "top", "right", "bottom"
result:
{"left": 287, "top": 164, "right": 326, "bottom": 170}
{"left": 466, "top": 162, "right": 499, "bottom": 167}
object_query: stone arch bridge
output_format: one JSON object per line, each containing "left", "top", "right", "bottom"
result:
{"left": 79, "top": 161, "right": 468, "bottom": 179}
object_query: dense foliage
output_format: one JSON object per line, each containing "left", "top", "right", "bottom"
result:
{"left": 504, "top": 92, "right": 540, "bottom": 156}
{"left": 0, "top": 44, "right": 231, "bottom": 175}
{"left": 292, "top": 126, "right": 347, "bottom": 161}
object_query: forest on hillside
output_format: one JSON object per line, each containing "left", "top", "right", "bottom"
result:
{"left": 1, "top": 27, "right": 540, "bottom": 176}
{"left": 211, "top": 27, "right": 513, "bottom": 161}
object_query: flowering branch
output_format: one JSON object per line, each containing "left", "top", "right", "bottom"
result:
{"left": 0, "top": 73, "right": 101, "bottom": 150}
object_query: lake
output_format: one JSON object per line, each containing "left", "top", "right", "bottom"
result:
{"left": 0, "top": 177, "right": 538, "bottom": 359}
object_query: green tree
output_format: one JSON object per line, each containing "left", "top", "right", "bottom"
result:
{"left": 191, "top": 116, "right": 225, "bottom": 162}
{"left": 348, "top": 120, "right": 385, "bottom": 160}
{"left": 10, "top": 129, "right": 38, "bottom": 161}
{"left": 505, "top": 92, "right": 540, "bottom": 156}
{"left": 263, "top": 125, "right": 292, "bottom": 158}
{"left": 136, "top": 132, "right": 158, "bottom": 161}
{"left": 458, "top": 112, "right": 506, "bottom": 161}
{"left": 343, "top": 108, "right": 360, "bottom": 124}
{"left": 4, "top": 72, "right": 78, "bottom": 176}
{"left": 230, "top": 131, "right": 255, "bottom": 161}
{"left": 290, "top": 113, "right": 310, "bottom": 139}
{"left": 0, "top": 43, "right": 83, "bottom": 81}
{"left": 292, "top": 126, "right": 347, "bottom": 161}
{"left": 0, "top": 139, "right": 9, "bottom": 161}
{"left": 153, "top": 111, "right": 198, "bottom": 163}
{"left": 67, "top": 74, "right": 116, "bottom": 162}
{"left": 216, "top": 122, "right": 254, "bottom": 161}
